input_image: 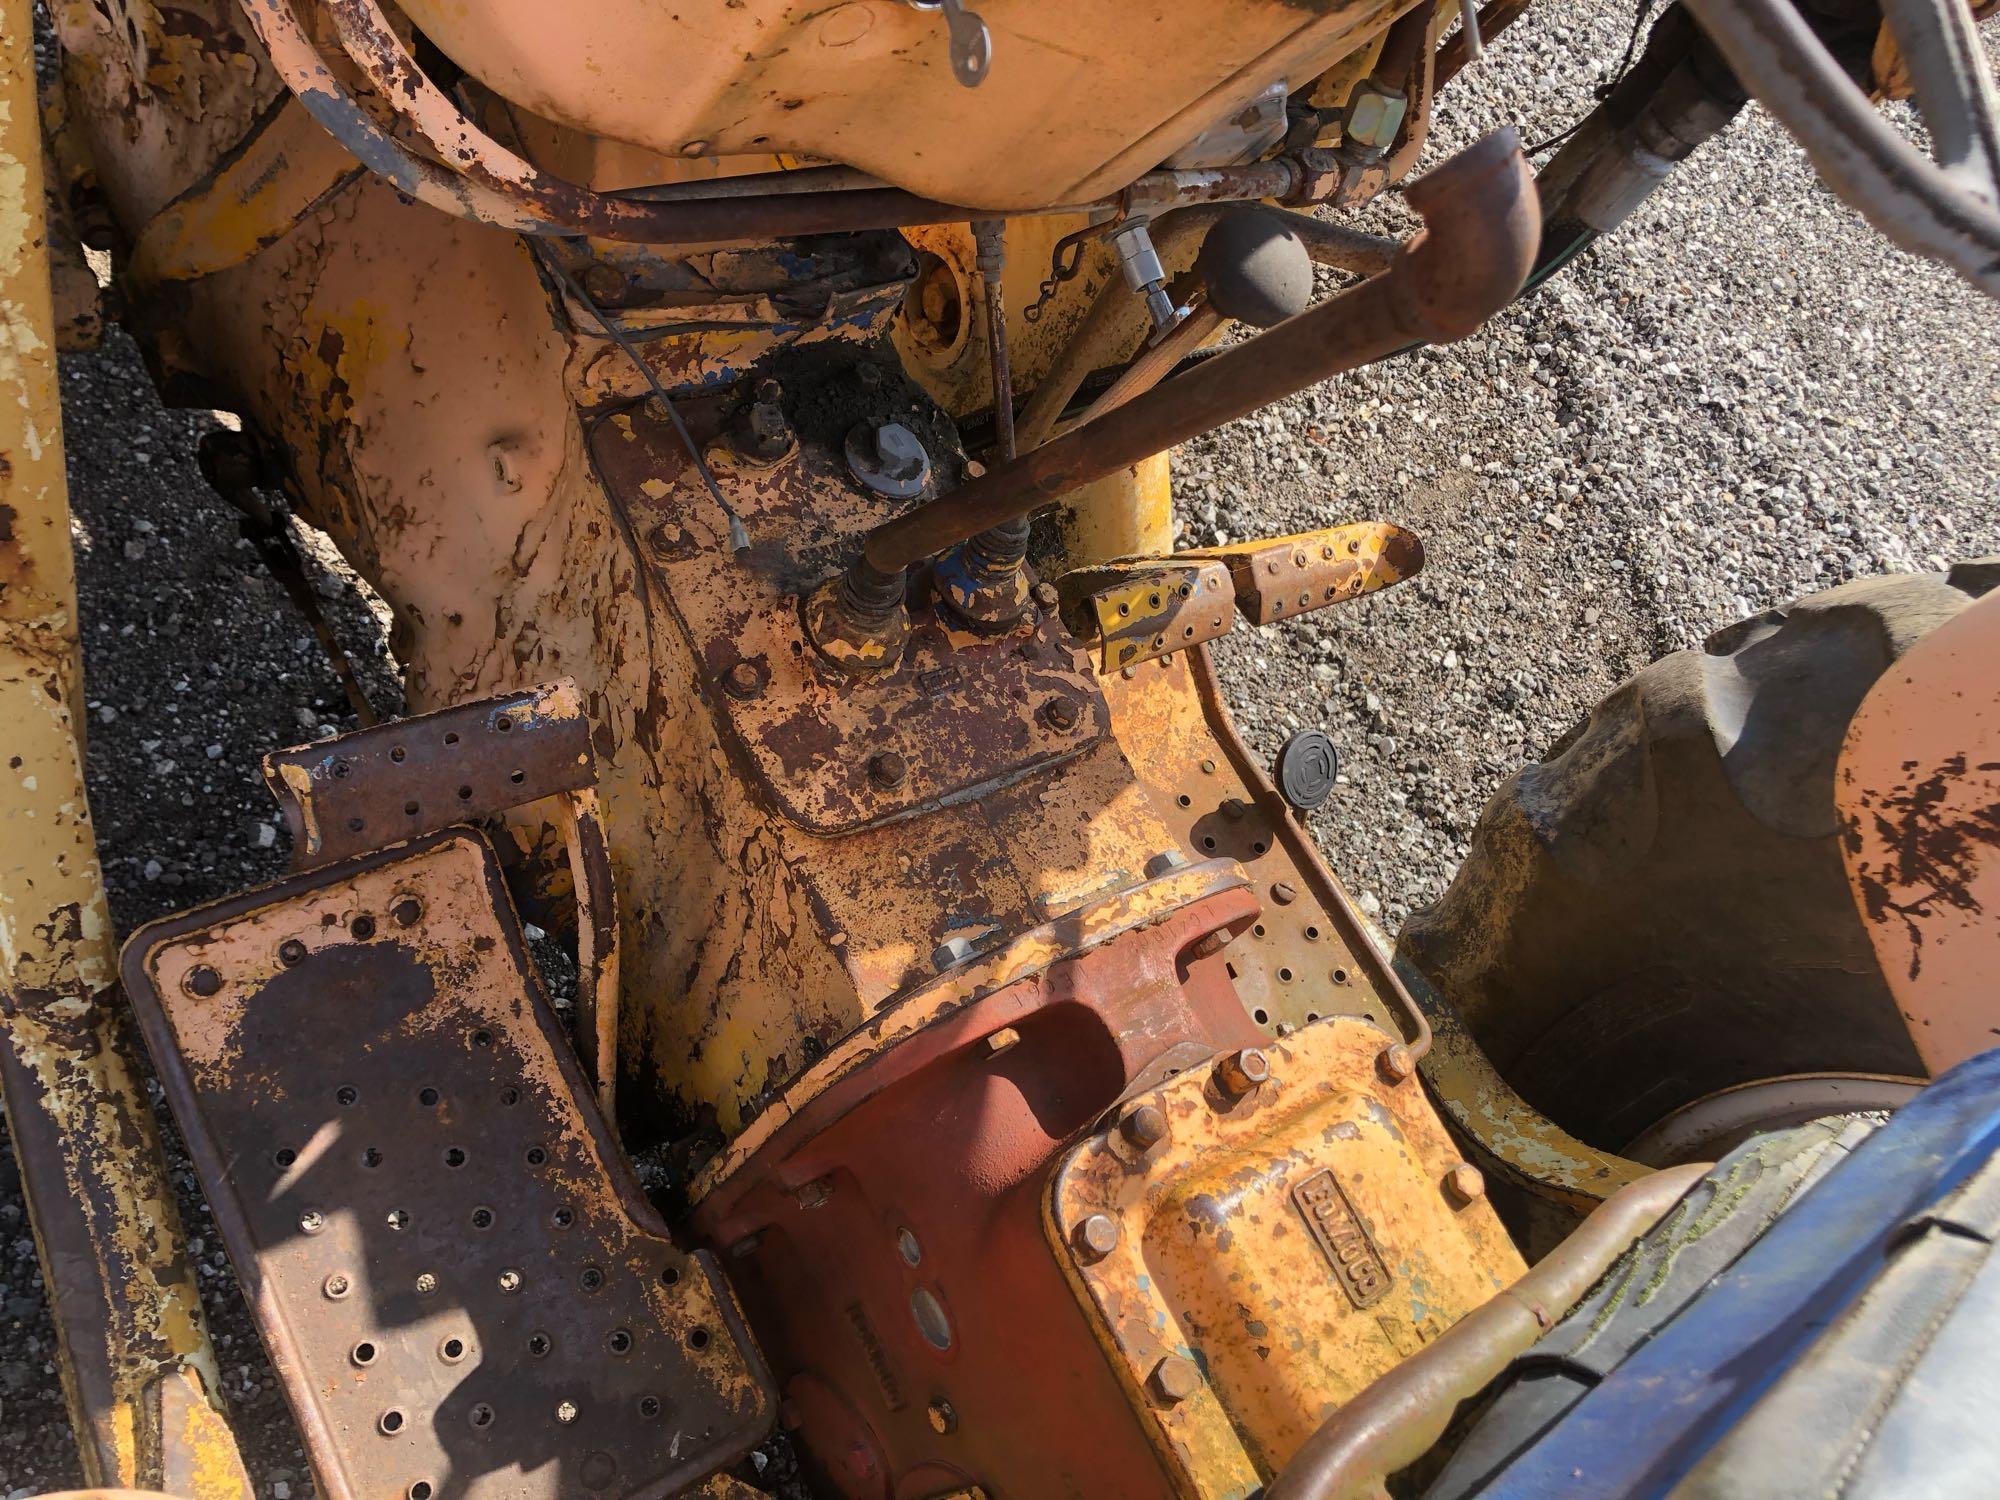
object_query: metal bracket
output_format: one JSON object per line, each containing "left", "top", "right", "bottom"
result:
{"left": 589, "top": 406, "right": 1111, "bottom": 836}
{"left": 261, "top": 679, "right": 622, "bottom": 1112}
{"left": 1184, "top": 521, "right": 1424, "bottom": 627}
{"left": 1059, "top": 558, "right": 1237, "bottom": 673}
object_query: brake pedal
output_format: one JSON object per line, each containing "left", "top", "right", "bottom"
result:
{"left": 122, "top": 828, "right": 773, "bottom": 1500}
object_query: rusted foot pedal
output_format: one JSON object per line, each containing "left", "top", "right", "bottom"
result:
{"left": 122, "top": 828, "right": 773, "bottom": 1500}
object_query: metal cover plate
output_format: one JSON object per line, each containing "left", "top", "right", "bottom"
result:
{"left": 121, "top": 830, "right": 773, "bottom": 1500}
{"left": 1044, "top": 1019, "right": 1525, "bottom": 1495}
{"left": 588, "top": 406, "right": 1109, "bottom": 835}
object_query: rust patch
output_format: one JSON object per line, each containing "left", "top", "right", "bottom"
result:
{"left": 120, "top": 830, "right": 774, "bottom": 1499}
{"left": 1845, "top": 751, "right": 2000, "bottom": 980}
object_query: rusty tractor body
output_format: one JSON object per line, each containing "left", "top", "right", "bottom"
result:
{"left": 4, "top": 0, "right": 1999, "bottom": 1498}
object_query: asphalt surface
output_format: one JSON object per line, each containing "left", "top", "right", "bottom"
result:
{"left": 3, "top": 3, "right": 1998, "bottom": 1493}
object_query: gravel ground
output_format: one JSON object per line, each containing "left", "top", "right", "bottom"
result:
{"left": 4, "top": 3, "right": 1998, "bottom": 1492}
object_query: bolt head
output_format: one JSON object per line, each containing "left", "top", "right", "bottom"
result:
{"left": 1215, "top": 1047, "right": 1272, "bottom": 1099}
{"left": 724, "top": 661, "right": 765, "bottom": 700}
{"left": 1444, "top": 1162, "right": 1486, "bottom": 1205}
{"left": 1042, "top": 696, "right": 1080, "bottom": 731}
{"left": 1121, "top": 1102, "right": 1169, "bottom": 1151}
{"left": 1271, "top": 881, "right": 1298, "bottom": 905}
{"left": 867, "top": 750, "right": 908, "bottom": 789}
{"left": 1032, "top": 581, "right": 1061, "bottom": 609}
{"left": 1151, "top": 1355, "right": 1203, "bottom": 1404}
{"left": 184, "top": 964, "right": 222, "bottom": 998}
{"left": 1074, "top": 1213, "right": 1121, "bottom": 1258}
{"left": 1377, "top": 1043, "right": 1415, "bottom": 1084}
{"left": 298, "top": 1210, "right": 325, "bottom": 1234}
{"left": 984, "top": 1026, "right": 1022, "bottom": 1057}
{"left": 580, "top": 264, "right": 627, "bottom": 304}
{"left": 1344, "top": 85, "right": 1408, "bottom": 152}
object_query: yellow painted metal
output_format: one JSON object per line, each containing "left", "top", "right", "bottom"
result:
{"left": 128, "top": 99, "right": 361, "bottom": 286}
{"left": 394, "top": 0, "right": 1411, "bottom": 211}
{"left": 1045, "top": 1019, "right": 1526, "bottom": 1497}
{"left": 1058, "top": 453, "right": 1177, "bottom": 565}
{"left": 0, "top": 6, "right": 248, "bottom": 1489}
{"left": 1398, "top": 965, "right": 1650, "bottom": 1212}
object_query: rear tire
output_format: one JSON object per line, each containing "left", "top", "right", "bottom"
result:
{"left": 1397, "top": 560, "right": 1998, "bottom": 1149}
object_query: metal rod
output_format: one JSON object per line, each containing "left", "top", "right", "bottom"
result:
{"left": 1437, "top": 0, "right": 1534, "bottom": 89}
{"left": 974, "top": 219, "right": 1016, "bottom": 461}
{"left": 1072, "top": 300, "right": 1221, "bottom": 428}
{"left": 1265, "top": 1162, "right": 1714, "bottom": 1500}
{"left": 0, "top": 5, "right": 248, "bottom": 1485}
{"left": 861, "top": 130, "right": 1540, "bottom": 576}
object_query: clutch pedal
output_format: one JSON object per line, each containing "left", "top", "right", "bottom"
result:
{"left": 122, "top": 828, "right": 773, "bottom": 1500}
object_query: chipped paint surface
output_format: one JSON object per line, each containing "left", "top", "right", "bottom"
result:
{"left": 1838, "top": 588, "right": 2000, "bottom": 1073}
{"left": 1, "top": 6, "right": 241, "bottom": 1485}
{"left": 121, "top": 830, "right": 774, "bottom": 1498}
{"left": 1045, "top": 1018, "right": 1524, "bottom": 1495}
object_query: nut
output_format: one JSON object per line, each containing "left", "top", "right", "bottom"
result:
{"left": 983, "top": 1026, "right": 1021, "bottom": 1057}
{"left": 1444, "top": 1162, "right": 1486, "bottom": 1206}
{"left": 1343, "top": 84, "right": 1409, "bottom": 155}
{"left": 1041, "top": 696, "right": 1080, "bottom": 732}
{"left": 1121, "top": 1103, "right": 1169, "bottom": 1151}
{"left": 1073, "top": 1213, "right": 1120, "bottom": 1258}
{"left": 867, "top": 750, "right": 908, "bottom": 789}
{"left": 1214, "top": 1047, "right": 1272, "bottom": 1100}
{"left": 1032, "top": 581, "right": 1060, "bottom": 609}
{"left": 1150, "top": 1355, "right": 1203, "bottom": 1404}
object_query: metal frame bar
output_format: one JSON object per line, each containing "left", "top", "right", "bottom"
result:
{"left": 0, "top": 4, "right": 248, "bottom": 1486}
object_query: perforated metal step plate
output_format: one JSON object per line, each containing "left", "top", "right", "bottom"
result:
{"left": 122, "top": 829, "right": 773, "bottom": 1500}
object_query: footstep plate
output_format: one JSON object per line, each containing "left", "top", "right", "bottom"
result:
{"left": 122, "top": 829, "right": 773, "bottom": 1500}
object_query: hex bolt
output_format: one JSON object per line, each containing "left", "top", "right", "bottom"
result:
{"left": 1189, "top": 930, "right": 1230, "bottom": 959}
{"left": 1271, "top": 881, "right": 1298, "bottom": 905}
{"left": 927, "top": 1399, "right": 959, "bottom": 1436}
{"left": 1444, "top": 1162, "right": 1486, "bottom": 1206}
{"left": 724, "top": 661, "right": 765, "bottom": 700}
{"left": 1150, "top": 1355, "right": 1204, "bottom": 1405}
{"left": 1145, "top": 849, "right": 1191, "bottom": 878}
{"left": 1073, "top": 1213, "right": 1121, "bottom": 1258}
{"left": 1121, "top": 1103, "right": 1169, "bottom": 1151}
{"left": 1377, "top": 1043, "right": 1415, "bottom": 1084}
{"left": 867, "top": 751, "right": 908, "bottom": 789}
{"left": 983, "top": 1026, "right": 1021, "bottom": 1057}
{"left": 580, "top": 264, "right": 627, "bottom": 304}
{"left": 795, "top": 1177, "right": 833, "bottom": 1211}
{"left": 1032, "top": 581, "right": 1060, "bottom": 609}
{"left": 1041, "top": 697, "right": 1080, "bottom": 732}
{"left": 1214, "top": 1048, "right": 1272, "bottom": 1100}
